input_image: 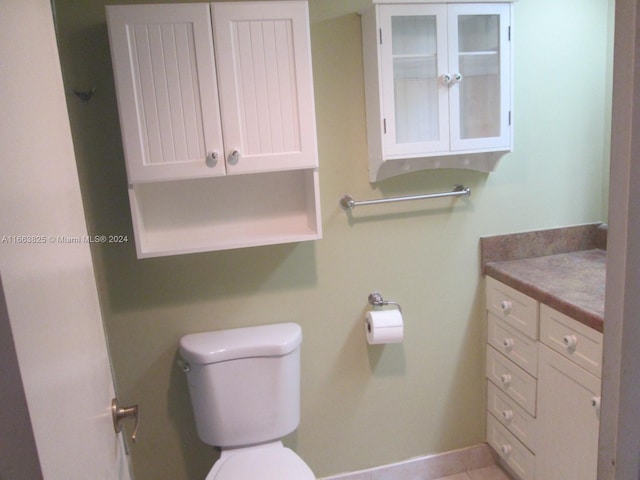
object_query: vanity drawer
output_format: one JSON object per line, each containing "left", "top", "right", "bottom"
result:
{"left": 488, "top": 313, "right": 538, "bottom": 377}
{"left": 486, "top": 346, "right": 537, "bottom": 416}
{"left": 487, "top": 412, "right": 535, "bottom": 480}
{"left": 486, "top": 277, "right": 539, "bottom": 340}
{"left": 487, "top": 381, "right": 537, "bottom": 452}
{"left": 539, "top": 304, "right": 603, "bottom": 378}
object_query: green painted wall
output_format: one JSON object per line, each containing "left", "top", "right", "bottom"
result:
{"left": 54, "top": 0, "right": 612, "bottom": 478}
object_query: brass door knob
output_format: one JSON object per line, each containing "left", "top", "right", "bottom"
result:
{"left": 111, "top": 398, "right": 139, "bottom": 443}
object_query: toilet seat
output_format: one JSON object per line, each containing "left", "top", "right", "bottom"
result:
{"left": 206, "top": 442, "right": 315, "bottom": 480}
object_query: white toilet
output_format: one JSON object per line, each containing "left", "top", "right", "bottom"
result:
{"left": 179, "top": 323, "right": 315, "bottom": 480}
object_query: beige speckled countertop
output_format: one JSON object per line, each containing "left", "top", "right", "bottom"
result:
{"left": 481, "top": 224, "right": 607, "bottom": 333}
{"left": 484, "top": 250, "right": 605, "bottom": 332}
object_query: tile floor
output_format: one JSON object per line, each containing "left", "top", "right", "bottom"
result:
{"left": 435, "top": 464, "right": 513, "bottom": 480}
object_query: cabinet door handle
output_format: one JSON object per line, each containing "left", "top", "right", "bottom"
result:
{"left": 500, "top": 373, "right": 512, "bottom": 387}
{"left": 441, "top": 73, "right": 452, "bottom": 85}
{"left": 591, "top": 396, "right": 601, "bottom": 409}
{"left": 502, "top": 409, "right": 514, "bottom": 421}
{"left": 452, "top": 72, "right": 463, "bottom": 83}
{"left": 228, "top": 150, "right": 240, "bottom": 165}
{"left": 206, "top": 151, "right": 219, "bottom": 168}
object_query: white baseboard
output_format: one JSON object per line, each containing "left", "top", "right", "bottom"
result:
{"left": 319, "top": 443, "right": 498, "bottom": 480}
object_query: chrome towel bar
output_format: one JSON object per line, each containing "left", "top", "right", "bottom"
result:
{"left": 340, "top": 184, "right": 471, "bottom": 210}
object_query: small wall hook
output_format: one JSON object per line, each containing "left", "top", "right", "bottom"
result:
{"left": 72, "top": 87, "right": 96, "bottom": 104}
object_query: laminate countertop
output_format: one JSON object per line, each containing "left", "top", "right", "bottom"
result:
{"left": 484, "top": 249, "right": 606, "bottom": 332}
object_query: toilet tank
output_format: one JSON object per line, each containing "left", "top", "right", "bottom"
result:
{"left": 179, "top": 323, "right": 302, "bottom": 448}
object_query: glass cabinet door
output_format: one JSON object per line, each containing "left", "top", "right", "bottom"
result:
{"left": 380, "top": 5, "right": 449, "bottom": 157}
{"left": 448, "top": 4, "right": 511, "bottom": 151}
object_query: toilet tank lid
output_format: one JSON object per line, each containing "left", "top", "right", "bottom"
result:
{"left": 179, "top": 323, "right": 302, "bottom": 365}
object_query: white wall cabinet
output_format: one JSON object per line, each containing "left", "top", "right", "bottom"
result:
{"left": 361, "top": 1, "right": 513, "bottom": 182}
{"left": 106, "top": 1, "right": 321, "bottom": 257}
{"left": 484, "top": 277, "right": 603, "bottom": 480}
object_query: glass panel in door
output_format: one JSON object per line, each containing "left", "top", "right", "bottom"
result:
{"left": 391, "top": 15, "right": 440, "bottom": 144}
{"left": 456, "top": 14, "right": 501, "bottom": 140}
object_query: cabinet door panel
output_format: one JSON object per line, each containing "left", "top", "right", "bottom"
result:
{"left": 380, "top": 4, "right": 449, "bottom": 157}
{"left": 107, "top": 4, "right": 225, "bottom": 182}
{"left": 537, "top": 345, "right": 600, "bottom": 480}
{"left": 448, "top": 4, "right": 511, "bottom": 151}
{"left": 212, "top": 1, "right": 318, "bottom": 174}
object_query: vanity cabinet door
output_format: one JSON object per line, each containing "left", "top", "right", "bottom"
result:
{"left": 536, "top": 345, "right": 600, "bottom": 480}
{"left": 107, "top": 4, "right": 226, "bottom": 182}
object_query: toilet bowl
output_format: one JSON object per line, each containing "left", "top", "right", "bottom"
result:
{"left": 179, "top": 323, "right": 315, "bottom": 480}
{"left": 205, "top": 442, "right": 314, "bottom": 480}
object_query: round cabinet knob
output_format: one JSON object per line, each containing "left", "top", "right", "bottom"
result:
{"left": 503, "top": 338, "right": 515, "bottom": 351}
{"left": 500, "top": 373, "right": 512, "bottom": 387}
{"left": 500, "top": 300, "right": 513, "bottom": 314}
{"left": 502, "top": 409, "right": 514, "bottom": 422}
{"left": 591, "top": 396, "right": 601, "bottom": 409}
{"left": 228, "top": 150, "right": 240, "bottom": 165}
{"left": 453, "top": 72, "right": 463, "bottom": 83}
{"left": 563, "top": 335, "right": 578, "bottom": 350}
{"left": 206, "top": 151, "right": 219, "bottom": 168}
{"left": 441, "top": 73, "right": 452, "bottom": 85}
{"left": 500, "top": 444, "right": 512, "bottom": 457}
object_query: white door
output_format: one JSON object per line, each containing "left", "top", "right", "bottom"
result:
{"left": 0, "top": 2, "right": 132, "bottom": 479}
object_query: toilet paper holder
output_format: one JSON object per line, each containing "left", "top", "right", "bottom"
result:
{"left": 368, "top": 291, "right": 402, "bottom": 313}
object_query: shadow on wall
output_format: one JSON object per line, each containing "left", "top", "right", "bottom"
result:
{"left": 101, "top": 241, "right": 319, "bottom": 312}
{"left": 168, "top": 349, "right": 218, "bottom": 480}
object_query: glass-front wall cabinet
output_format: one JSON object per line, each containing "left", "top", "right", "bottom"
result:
{"left": 362, "top": 2, "right": 512, "bottom": 182}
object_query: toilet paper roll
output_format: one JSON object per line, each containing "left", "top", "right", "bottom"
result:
{"left": 365, "top": 309, "right": 404, "bottom": 345}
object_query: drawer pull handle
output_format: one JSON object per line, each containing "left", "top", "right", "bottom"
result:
{"left": 591, "top": 396, "right": 601, "bottom": 409}
{"left": 502, "top": 409, "right": 514, "bottom": 421}
{"left": 503, "top": 338, "right": 515, "bottom": 351}
{"left": 500, "top": 444, "right": 512, "bottom": 457}
{"left": 500, "top": 373, "right": 512, "bottom": 387}
{"left": 563, "top": 335, "right": 578, "bottom": 350}
{"left": 500, "top": 300, "right": 512, "bottom": 314}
